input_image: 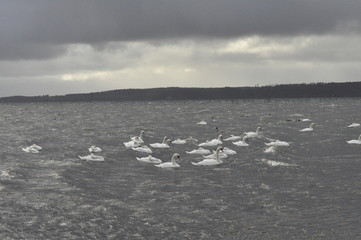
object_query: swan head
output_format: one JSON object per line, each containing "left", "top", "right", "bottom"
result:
{"left": 256, "top": 127, "right": 262, "bottom": 132}
{"left": 172, "top": 153, "right": 181, "bottom": 161}
{"left": 216, "top": 146, "right": 224, "bottom": 152}
{"left": 218, "top": 135, "right": 223, "bottom": 140}
{"left": 310, "top": 123, "right": 315, "bottom": 128}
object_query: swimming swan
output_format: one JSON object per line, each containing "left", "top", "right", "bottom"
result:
{"left": 300, "top": 123, "right": 315, "bottom": 132}
{"left": 245, "top": 127, "right": 262, "bottom": 138}
{"left": 150, "top": 136, "right": 171, "bottom": 148}
{"left": 136, "top": 155, "right": 162, "bottom": 164}
{"left": 265, "top": 140, "right": 290, "bottom": 147}
{"left": 22, "top": 146, "right": 40, "bottom": 153}
{"left": 132, "top": 145, "right": 153, "bottom": 153}
{"left": 232, "top": 136, "right": 250, "bottom": 147}
{"left": 124, "top": 140, "right": 141, "bottom": 149}
{"left": 346, "top": 134, "right": 361, "bottom": 144}
{"left": 192, "top": 147, "right": 224, "bottom": 166}
{"left": 154, "top": 153, "right": 181, "bottom": 168}
{"left": 79, "top": 154, "right": 105, "bottom": 161}
{"left": 347, "top": 123, "right": 360, "bottom": 128}
{"left": 88, "top": 145, "right": 102, "bottom": 153}
{"left": 224, "top": 135, "right": 242, "bottom": 141}
{"left": 131, "top": 130, "right": 145, "bottom": 143}
{"left": 198, "top": 135, "right": 223, "bottom": 147}
{"left": 186, "top": 147, "right": 211, "bottom": 155}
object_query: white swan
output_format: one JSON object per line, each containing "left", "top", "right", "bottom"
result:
{"left": 264, "top": 146, "right": 277, "bottom": 154}
{"left": 136, "top": 155, "right": 162, "bottom": 164}
{"left": 245, "top": 127, "right": 262, "bottom": 138}
{"left": 197, "top": 120, "right": 207, "bottom": 125}
{"left": 300, "top": 123, "right": 315, "bottom": 132}
{"left": 346, "top": 134, "right": 361, "bottom": 144}
{"left": 150, "top": 136, "right": 171, "bottom": 148}
{"left": 79, "top": 154, "right": 105, "bottom": 161}
{"left": 88, "top": 145, "right": 102, "bottom": 153}
{"left": 132, "top": 145, "right": 153, "bottom": 153}
{"left": 223, "top": 135, "right": 242, "bottom": 141}
{"left": 222, "top": 147, "right": 237, "bottom": 155}
{"left": 265, "top": 140, "right": 290, "bottom": 147}
{"left": 172, "top": 138, "right": 187, "bottom": 144}
{"left": 22, "top": 146, "right": 40, "bottom": 153}
{"left": 131, "top": 130, "right": 145, "bottom": 143}
{"left": 186, "top": 147, "right": 211, "bottom": 155}
{"left": 232, "top": 136, "right": 249, "bottom": 147}
{"left": 301, "top": 118, "right": 311, "bottom": 122}
{"left": 192, "top": 147, "right": 224, "bottom": 166}
{"left": 155, "top": 153, "right": 181, "bottom": 168}
{"left": 198, "top": 135, "right": 223, "bottom": 147}
{"left": 347, "top": 123, "right": 360, "bottom": 128}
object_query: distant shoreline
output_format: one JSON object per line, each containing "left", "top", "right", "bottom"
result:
{"left": 1, "top": 82, "right": 361, "bottom": 103}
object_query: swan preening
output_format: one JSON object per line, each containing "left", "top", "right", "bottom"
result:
{"left": 300, "top": 123, "right": 315, "bottom": 132}
{"left": 79, "top": 153, "right": 105, "bottom": 162}
{"left": 136, "top": 155, "right": 162, "bottom": 164}
{"left": 154, "top": 153, "right": 181, "bottom": 168}
{"left": 346, "top": 134, "right": 361, "bottom": 144}
{"left": 192, "top": 147, "right": 224, "bottom": 166}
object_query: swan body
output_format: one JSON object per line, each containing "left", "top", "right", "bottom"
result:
{"left": 79, "top": 154, "right": 104, "bottom": 162}
{"left": 88, "top": 145, "right": 102, "bottom": 153}
{"left": 300, "top": 123, "right": 315, "bottom": 132}
{"left": 347, "top": 123, "right": 360, "bottom": 128}
{"left": 198, "top": 135, "right": 223, "bottom": 147}
{"left": 222, "top": 147, "right": 237, "bottom": 155}
{"left": 155, "top": 153, "right": 181, "bottom": 168}
{"left": 136, "top": 155, "right": 162, "bottom": 164}
{"left": 301, "top": 118, "right": 311, "bottom": 122}
{"left": 172, "top": 138, "right": 187, "bottom": 144}
{"left": 30, "top": 144, "right": 42, "bottom": 151}
{"left": 224, "top": 135, "right": 242, "bottom": 141}
{"left": 192, "top": 147, "right": 224, "bottom": 166}
{"left": 186, "top": 147, "right": 211, "bottom": 155}
{"left": 346, "top": 134, "right": 361, "bottom": 144}
{"left": 264, "top": 146, "right": 277, "bottom": 154}
{"left": 245, "top": 127, "right": 262, "bottom": 138}
{"left": 150, "top": 137, "right": 171, "bottom": 148}
{"left": 265, "top": 140, "right": 290, "bottom": 147}
{"left": 22, "top": 146, "right": 40, "bottom": 153}
{"left": 202, "top": 151, "right": 228, "bottom": 159}
{"left": 197, "top": 121, "right": 207, "bottom": 125}
{"left": 132, "top": 145, "right": 153, "bottom": 153}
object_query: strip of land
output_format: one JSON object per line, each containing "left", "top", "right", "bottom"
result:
{"left": 1, "top": 82, "right": 361, "bottom": 102}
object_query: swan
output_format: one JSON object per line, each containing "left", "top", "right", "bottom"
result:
{"left": 192, "top": 147, "right": 224, "bottom": 166}
{"left": 186, "top": 147, "right": 211, "bottom": 155}
{"left": 185, "top": 136, "right": 198, "bottom": 143}
{"left": 347, "top": 123, "right": 360, "bottom": 128}
{"left": 22, "top": 146, "right": 40, "bottom": 153}
{"left": 265, "top": 140, "right": 290, "bottom": 147}
{"left": 154, "top": 153, "right": 180, "bottom": 168}
{"left": 232, "top": 136, "right": 249, "bottom": 147}
{"left": 197, "top": 121, "right": 207, "bottom": 125}
{"left": 264, "top": 146, "right": 277, "bottom": 154}
{"left": 300, "top": 123, "right": 315, "bottom": 132}
{"left": 131, "top": 130, "right": 145, "bottom": 143}
{"left": 136, "top": 155, "right": 162, "bottom": 164}
{"left": 301, "top": 118, "right": 311, "bottom": 122}
{"left": 198, "top": 135, "right": 223, "bottom": 147}
{"left": 223, "top": 135, "right": 242, "bottom": 141}
{"left": 123, "top": 140, "right": 141, "bottom": 149}
{"left": 88, "top": 145, "right": 102, "bottom": 153}
{"left": 202, "top": 150, "right": 228, "bottom": 159}
{"left": 222, "top": 147, "right": 237, "bottom": 155}
{"left": 132, "top": 145, "right": 153, "bottom": 153}
{"left": 150, "top": 136, "right": 171, "bottom": 148}
{"left": 79, "top": 154, "right": 105, "bottom": 162}
{"left": 245, "top": 127, "right": 262, "bottom": 138}
{"left": 172, "top": 138, "right": 187, "bottom": 144}
{"left": 346, "top": 134, "right": 361, "bottom": 144}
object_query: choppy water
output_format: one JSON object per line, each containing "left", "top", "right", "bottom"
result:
{"left": 0, "top": 98, "right": 360, "bottom": 239}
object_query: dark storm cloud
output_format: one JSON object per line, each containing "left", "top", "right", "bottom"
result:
{"left": 1, "top": 0, "right": 360, "bottom": 60}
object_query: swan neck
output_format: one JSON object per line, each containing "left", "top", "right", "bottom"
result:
{"left": 358, "top": 134, "right": 361, "bottom": 141}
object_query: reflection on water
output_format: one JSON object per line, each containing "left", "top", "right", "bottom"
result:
{"left": 0, "top": 98, "right": 361, "bottom": 239}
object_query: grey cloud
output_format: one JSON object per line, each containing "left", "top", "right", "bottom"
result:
{"left": 1, "top": 0, "right": 361, "bottom": 60}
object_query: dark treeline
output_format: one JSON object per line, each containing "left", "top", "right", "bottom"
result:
{"left": 1, "top": 81, "right": 361, "bottom": 103}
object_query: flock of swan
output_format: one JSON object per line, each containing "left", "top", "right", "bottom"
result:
{"left": 21, "top": 119, "right": 361, "bottom": 168}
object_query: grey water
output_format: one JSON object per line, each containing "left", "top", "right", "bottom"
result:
{"left": 0, "top": 98, "right": 360, "bottom": 239}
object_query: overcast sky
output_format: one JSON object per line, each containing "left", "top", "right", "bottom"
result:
{"left": 1, "top": 0, "right": 361, "bottom": 97}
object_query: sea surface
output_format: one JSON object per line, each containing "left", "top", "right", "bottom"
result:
{"left": 0, "top": 98, "right": 360, "bottom": 239}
